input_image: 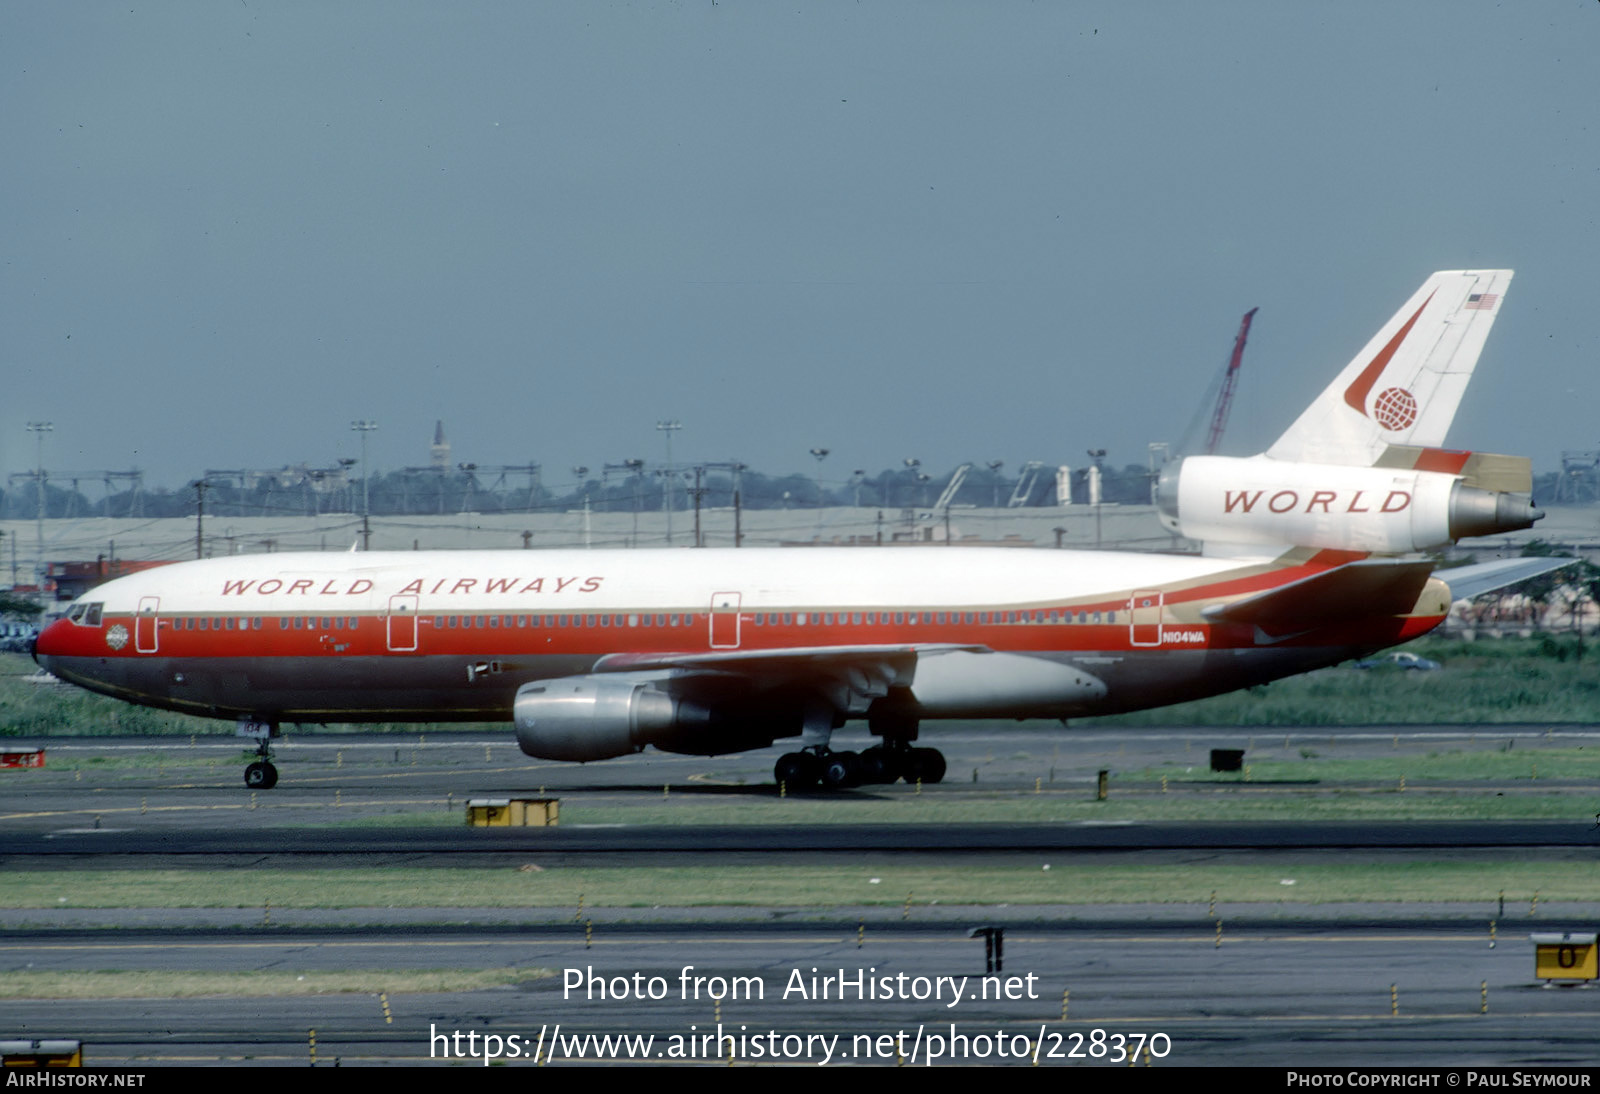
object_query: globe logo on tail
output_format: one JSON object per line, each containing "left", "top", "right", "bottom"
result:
{"left": 1372, "top": 387, "right": 1418, "bottom": 432}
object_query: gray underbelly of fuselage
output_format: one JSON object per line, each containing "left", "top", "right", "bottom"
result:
{"left": 41, "top": 643, "right": 1361, "bottom": 726}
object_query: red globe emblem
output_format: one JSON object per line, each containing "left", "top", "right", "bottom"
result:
{"left": 1372, "top": 387, "right": 1418, "bottom": 431}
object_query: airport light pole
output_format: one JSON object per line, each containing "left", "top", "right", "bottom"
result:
{"left": 624, "top": 458, "right": 644, "bottom": 547}
{"left": 657, "top": 420, "right": 680, "bottom": 545}
{"left": 1087, "top": 448, "right": 1107, "bottom": 549}
{"left": 809, "top": 448, "right": 830, "bottom": 507}
{"left": 351, "top": 420, "right": 377, "bottom": 551}
{"left": 573, "top": 467, "right": 591, "bottom": 549}
{"left": 27, "top": 422, "right": 52, "bottom": 599}
{"left": 899, "top": 457, "right": 920, "bottom": 510}
{"left": 986, "top": 460, "right": 1005, "bottom": 509}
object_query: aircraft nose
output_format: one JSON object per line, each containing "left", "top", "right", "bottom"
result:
{"left": 33, "top": 618, "right": 65, "bottom": 667}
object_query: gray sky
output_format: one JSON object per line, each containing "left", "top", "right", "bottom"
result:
{"left": 5, "top": 2, "right": 1596, "bottom": 494}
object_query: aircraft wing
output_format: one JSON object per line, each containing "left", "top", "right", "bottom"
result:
{"left": 1200, "top": 559, "right": 1438, "bottom": 632}
{"left": 1438, "top": 557, "right": 1581, "bottom": 602}
{"left": 591, "top": 643, "right": 992, "bottom": 723}
{"left": 592, "top": 642, "right": 984, "bottom": 675}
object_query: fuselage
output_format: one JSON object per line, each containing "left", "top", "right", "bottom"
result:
{"left": 33, "top": 545, "right": 1443, "bottom": 729}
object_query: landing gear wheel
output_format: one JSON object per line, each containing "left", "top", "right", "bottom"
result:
{"left": 774, "top": 751, "right": 820, "bottom": 791}
{"left": 906, "top": 748, "right": 946, "bottom": 784}
{"left": 244, "top": 761, "right": 278, "bottom": 790}
{"left": 858, "top": 746, "right": 899, "bottom": 784}
{"left": 820, "top": 750, "right": 861, "bottom": 790}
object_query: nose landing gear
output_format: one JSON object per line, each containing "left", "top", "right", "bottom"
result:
{"left": 237, "top": 717, "right": 280, "bottom": 790}
{"left": 244, "top": 757, "right": 278, "bottom": 790}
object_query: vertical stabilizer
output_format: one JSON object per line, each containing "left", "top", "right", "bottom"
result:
{"left": 1267, "top": 270, "right": 1513, "bottom": 467}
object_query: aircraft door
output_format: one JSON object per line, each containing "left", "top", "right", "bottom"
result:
{"left": 134, "top": 597, "right": 160, "bottom": 653}
{"left": 387, "top": 594, "right": 419, "bottom": 652}
{"left": 709, "top": 592, "right": 741, "bottom": 649}
{"left": 1129, "top": 589, "right": 1163, "bottom": 647}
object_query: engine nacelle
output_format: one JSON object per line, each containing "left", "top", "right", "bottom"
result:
{"left": 513, "top": 675, "right": 708, "bottom": 762}
{"left": 1156, "top": 455, "right": 1540, "bottom": 553}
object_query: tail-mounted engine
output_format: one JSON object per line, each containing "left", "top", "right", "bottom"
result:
{"left": 1156, "top": 450, "right": 1541, "bottom": 554}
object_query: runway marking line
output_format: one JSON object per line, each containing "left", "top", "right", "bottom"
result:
{"left": 0, "top": 934, "right": 1507, "bottom": 954}
{"left": 2, "top": 797, "right": 452, "bottom": 821}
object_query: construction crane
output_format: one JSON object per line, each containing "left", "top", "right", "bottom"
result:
{"left": 1008, "top": 461, "right": 1046, "bottom": 507}
{"left": 1204, "top": 307, "right": 1258, "bottom": 455}
{"left": 932, "top": 464, "right": 971, "bottom": 512}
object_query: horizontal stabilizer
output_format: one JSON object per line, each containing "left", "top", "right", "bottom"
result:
{"left": 1201, "top": 559, "right": 1437, "bottom": 632}
{"left": 1439, "top": 557, "right": 1580, "bottom": 603}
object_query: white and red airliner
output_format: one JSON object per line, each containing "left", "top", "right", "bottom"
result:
{"left": 35, "top": 270, "right": 1545, "bottom": 790}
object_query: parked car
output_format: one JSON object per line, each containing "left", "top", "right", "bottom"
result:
{"left": 0, "top": 621, "right": 40, "bottom": 653}
{"left": 1352, "top": 650, "right": 1441, "bottom": 671}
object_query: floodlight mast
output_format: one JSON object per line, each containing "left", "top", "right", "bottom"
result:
{"left": 27, "top": 422, "right": 52, "bottom": 597}
{"left": 351, "top": 420, "right": 378, "bottom": 550}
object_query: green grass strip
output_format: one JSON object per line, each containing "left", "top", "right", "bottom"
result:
{"left": 6, "top": 864, "right": 1597, "bottom": 909}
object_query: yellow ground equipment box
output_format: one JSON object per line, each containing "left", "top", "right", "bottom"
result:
{"left": 2, "top": 1039, "right": 82, "bottom": 1067}
{"left": 466, "top": 798, "right": 559, "bottom": 827}
{"left": 1531, "top": 933, "right": 1598, "bottom": 984}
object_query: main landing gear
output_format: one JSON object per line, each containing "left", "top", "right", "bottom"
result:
{"left": 238, "top": 717, "right": 280, "bottom": 790}
{"left": 773, "top": 741, "right": 946, "bottom": 791}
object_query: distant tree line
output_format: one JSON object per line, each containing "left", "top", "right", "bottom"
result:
{"left": 0, "top": 461, "right": 1169, "bottom": 520}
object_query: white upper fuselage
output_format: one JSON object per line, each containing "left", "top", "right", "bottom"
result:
{"left": 83, "top": 546, "right": 1247, "bottom": 618}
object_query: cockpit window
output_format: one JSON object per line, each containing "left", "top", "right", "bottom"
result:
{"left": 70, "top": 603, "right": 104, "bottom": 627}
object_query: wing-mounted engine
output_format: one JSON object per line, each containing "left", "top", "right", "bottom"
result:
{"left": 513, "top": 674, "right": 713, "bottom": 762}
{"left": 1155, "top": 451, "right": 1541, "bottom": 554}
{"left": 514, "top": 671, "right": 819, "bottom": 761}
